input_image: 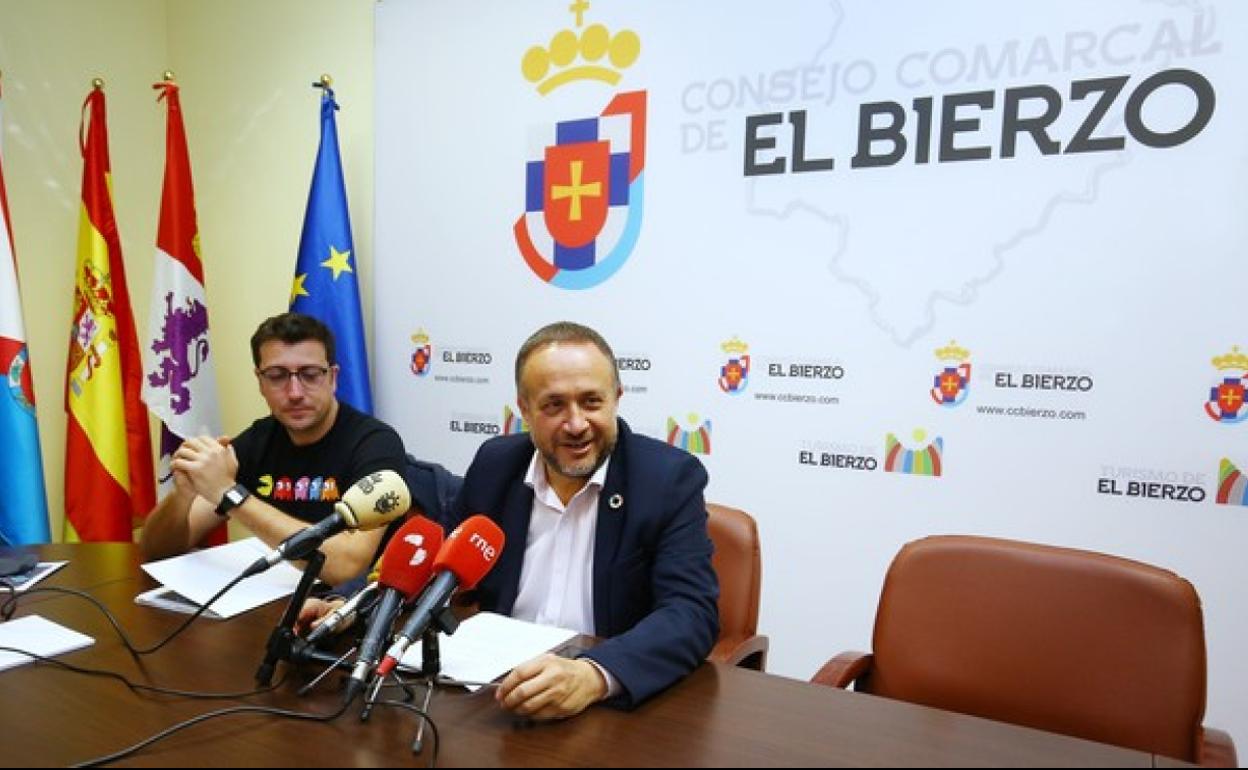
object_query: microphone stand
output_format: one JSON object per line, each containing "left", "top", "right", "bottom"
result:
{"left": 255, "top": 550, "right": 325, "bottom": 685}
{"left": 292, "top": 589, "right": 382, "bottom": 697}
{"left": 359, "top": 639, "right": 420, "bottom": 721}
{"left": 411, "top": 605, "right": 459, "bottom": 753}
{"left": 358, "top": 602, "right": 460, "bottom": 735}
{"left": 421, "top": 626, "right": 442, "bottom": 678}
{"left": 294, "top": 643, "right": 357, "bottom": 697}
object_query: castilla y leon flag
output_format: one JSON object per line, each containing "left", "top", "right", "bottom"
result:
{"left": 290, "top": 84, "right": 372, "bottom": 414}
{"left": 64, "top": 84, "right": 155, "bottom": 542}
{"left": 0, "top": 78, "right": 52, "bottom": 546}
{"left": 142, "top": 79, "right": 226, "bottom": 545}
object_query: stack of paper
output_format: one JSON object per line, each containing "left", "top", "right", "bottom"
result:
{"left": 138, "top": 538, "right": 303, "bottom": 619}
{"left": 399, "top": 612, "right": 576, "bottom": 689}
{"left": 0, "top": 616, "right": 94, "bottom": 672}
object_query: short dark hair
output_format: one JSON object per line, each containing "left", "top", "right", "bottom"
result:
{"left": 250, "top": 312, "right": 336, "bottom": 366}
{"left": 515, "top": 321, "right": 619, "bottom": 393}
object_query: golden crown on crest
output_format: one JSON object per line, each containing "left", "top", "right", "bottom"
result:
{"left": 1212, "top": 345, "right": 1248, "bottom": 371}
{"left": 720, "top": 337, "right": 749, "bottom": 355}
{"left": 521, "top": 0, "right": 640, "bottom": 95}
{"left": 410, "top": 329, "right": 430, "bottom": 345}
{"left": 934, "top": 341, "right": 971, "bottom": 361}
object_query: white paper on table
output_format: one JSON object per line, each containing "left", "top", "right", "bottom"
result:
{"left": 139, "top": 537, "right": 303, "bottom": 619}
{"left": 0, "top": 615, "right": 95, "bottom": 672}
{"left": 399, "top": 611, "right": 577, "bottom": 690}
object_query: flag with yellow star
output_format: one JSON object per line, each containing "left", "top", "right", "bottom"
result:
{"left": 291, "top": 85, "right": 372, "bottom": 413}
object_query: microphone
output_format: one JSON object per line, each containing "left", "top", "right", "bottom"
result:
{"left": 376, "top": 515, "right": 504, "bottom": 678}
{"left": 304, "top": 581, "right": 379, "bottom": 646}
{"left": 344, "top": 514, "right": 444, "bottom": 702}
{"left": 242, "top": 470, "right": 411, "bottom": 578}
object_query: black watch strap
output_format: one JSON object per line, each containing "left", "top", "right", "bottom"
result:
{"left": 215, "top": 483, "right": 251, "bottom": 517}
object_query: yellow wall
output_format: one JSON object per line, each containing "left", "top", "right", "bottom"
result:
{"left": 0, "top": 0, "right": 375, "bottom": 538}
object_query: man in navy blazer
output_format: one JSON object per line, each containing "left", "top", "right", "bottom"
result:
{"left": 449, "top": 322, "right": 719, "bottom": 719}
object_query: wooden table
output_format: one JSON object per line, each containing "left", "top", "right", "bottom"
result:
{"left": 0, "top": 544, "right": 1161, "bottom": 767}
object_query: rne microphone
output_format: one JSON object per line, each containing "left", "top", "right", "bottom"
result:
{"left": 344, "top": 514, "right": 444, "bottom": 702}
{"left": 242, "top": 470, "right": 411, "bottom": 578}
{"left": 376, "top": 514, "right": 505, "bottom": 677}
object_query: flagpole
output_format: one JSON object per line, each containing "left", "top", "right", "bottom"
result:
{"left": 291, "top": 72, "right": 374, "bottom": 413}
{"left": 66, "top": 76, "right": 157, "bottom": 541}
{"left": 142, "top": 68, "right": 225, "bottom": 543}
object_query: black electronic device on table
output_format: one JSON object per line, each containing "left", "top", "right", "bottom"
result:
{"left": 0, "top": 553, "right": 38, "bottom": 578}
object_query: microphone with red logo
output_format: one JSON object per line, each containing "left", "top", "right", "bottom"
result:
{"left": 343, "top": 515, "right": 444, "bottom": 703}
{"left": 376, "top": 515, "right": 505, "bottom": 678}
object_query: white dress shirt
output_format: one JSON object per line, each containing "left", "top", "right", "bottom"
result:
{"left": 511, "top": 451, "right": 607, "bottom": 635}
{"left": 511, "top": 452, "right": 620, "bottom": 698}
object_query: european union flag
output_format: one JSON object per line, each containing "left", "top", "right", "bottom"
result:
{"left": 291, "top": 86, "right": 372, "bottom": 414}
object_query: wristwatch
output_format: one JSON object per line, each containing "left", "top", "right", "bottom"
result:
{"left": 215, "top": 483, "right": 251, "bottom": 517}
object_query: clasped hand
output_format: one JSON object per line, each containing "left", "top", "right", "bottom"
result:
{"left": 169, "top": 435, "right": 238, "bottom": 504}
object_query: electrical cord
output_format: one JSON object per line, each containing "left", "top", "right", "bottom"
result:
{"left": 0, "top": 646, "right": 285, "bottom": 699}
{"left": 0, "top": 572, "right": 247, "bottom": 655}
{"left": 70, "top": 698, "right": 354, "bottom": 767}
{"left": 1, "top": 573, "right": 285, "bottom": 700}
{"left": 3, "top": 572, "right": 442, "bottom": 765}
{"left": 370, "top": 698, "right": 441, "bottom": 767}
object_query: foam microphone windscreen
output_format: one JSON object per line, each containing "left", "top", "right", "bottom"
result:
{"left": 336, "top": 469, "right": 412, "bottom": 530}
{"left": 433, "top": 514, "right": 505, "bottom": 591}
{"left": 376, "top": 515, "right": 445, "bottom": 600}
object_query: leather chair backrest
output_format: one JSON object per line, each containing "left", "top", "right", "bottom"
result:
{"left": 706, "top": 503, "right": 761, "bottom": 643}
{"left": 865, "top": 535, "right": 1207, "bottom": 762}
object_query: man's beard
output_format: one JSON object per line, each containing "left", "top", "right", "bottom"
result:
{"left": 541, "top": 438, "right": 615, "bottom": 480}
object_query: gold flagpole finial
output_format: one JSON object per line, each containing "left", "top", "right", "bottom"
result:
{"left": 317, "top": 73, "right": 333, "bottom": 88}
{"left": 162, "top": 70, "right": 175, "bottom": 83}
{"left": 91, "top": 77, "right": 105, "bottom": 90}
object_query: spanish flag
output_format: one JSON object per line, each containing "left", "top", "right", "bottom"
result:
{"left": 64, "top": 83, "right": 155, "bottom": 542}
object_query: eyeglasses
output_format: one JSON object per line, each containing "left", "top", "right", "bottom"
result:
{"left": 257, "top": 365, "right": 331, "bottom": 389}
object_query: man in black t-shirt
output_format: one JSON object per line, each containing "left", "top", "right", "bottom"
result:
{"left": 141, "top": 312, "right": 407, "bottom": 585}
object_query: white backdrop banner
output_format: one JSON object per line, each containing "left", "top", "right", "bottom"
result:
{"left": 375, "top": 0, "right": 1247, "bottom": 744}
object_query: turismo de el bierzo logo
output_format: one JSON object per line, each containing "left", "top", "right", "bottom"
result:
{"left": 513, "top": 1, "right": 647, "bottom": 289}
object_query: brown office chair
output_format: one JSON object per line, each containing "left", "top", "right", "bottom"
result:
{"left": 705, "top": 503, "right": 768, "bottom": 671}
{"left": 810, "top": 535, "right": 1236, "bottom": 766}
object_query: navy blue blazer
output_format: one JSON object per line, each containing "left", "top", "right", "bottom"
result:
{"left": 448, "top": 418, "right": 719, "bottom": 707}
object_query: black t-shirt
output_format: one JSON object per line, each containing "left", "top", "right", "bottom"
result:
{"left": 231, "top": 402, "right": 407, "bottom": 526}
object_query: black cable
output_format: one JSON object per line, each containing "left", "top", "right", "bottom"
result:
{"left": 370, "top": 698, "right": 440, "bottom": 768}
{"left": 2, "top": 624, "right": 441, "bottom": 766}
{"left": 70, "top": 698, "right": 353, "bottom": 768}
{"left": 3, "top": 571, "right": 439, "bottom": 765}
{"left": 0, "top": 578, "right": 15, "bottom": 614}
{"left": 2, "top": 586, "right": 139, "bottom": 646}
{"left": 0, "top": 573, "right": 247, "bottom": 655}
{"left": 0, "top": 646, "right": 286, "bottom": 699}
